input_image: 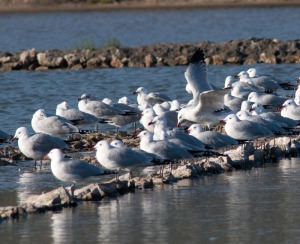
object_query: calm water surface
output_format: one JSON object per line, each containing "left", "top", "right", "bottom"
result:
{"left": 2, "top": 159, "right": 300, "bottom": 243}
{"left": 1, "top": 6, "right": 300, "bottom": 243}
{"left": 0, "top": 7, "right": 299, "bottom": 51}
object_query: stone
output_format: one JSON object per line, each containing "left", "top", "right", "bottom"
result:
{"left": 144, "top": 53, "right": 156, "bottom": 67}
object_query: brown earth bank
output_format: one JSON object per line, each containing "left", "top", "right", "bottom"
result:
{"left": 0, "top": 38, "right": 299, "bottom": 72}
{"left": 0, "top": 0, "right": 300, "bottom": 13}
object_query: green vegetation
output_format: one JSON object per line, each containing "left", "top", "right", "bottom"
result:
{"left": 73, "top": 36, "right": 122, "bottom": 50}
{"left": 101, "top": 36, "right": 122, "bottom": 48}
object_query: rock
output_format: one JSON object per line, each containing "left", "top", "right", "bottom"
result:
{"left": 0, "top": 38, "right": 298, "bottom": 72}
{"left": 144, "top": 53, "right": 156, "bottom": 67}
{"left": 19, "top": 48, "right": 37, "bottom": 68}
{"left": 0, "top": 206, "right": 27, "bottom": 221}
{"left": 21, "top": 186, "right": 76, "bottom": 212}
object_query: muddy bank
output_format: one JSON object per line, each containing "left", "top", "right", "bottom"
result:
{"left": 0, "top": 38, "right": 299, "bottom": 72}
{"left": 0, "top": 0, "right": 299, "bottom": 13}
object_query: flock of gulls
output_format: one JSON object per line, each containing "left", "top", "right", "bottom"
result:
{"left": 3, "top": 48, "right": 300, "bottom": 192}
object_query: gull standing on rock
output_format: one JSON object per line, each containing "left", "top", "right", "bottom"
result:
{"left": 56, "top": 101, "right": 106, "bottom": 129}
{"left": 220, "top": 114, "right": 274, "bottom": 141}
{"left": 13, "top": 127, "right": 68, "bottom": 169}
{"left": 93, "top": 140, "right": 156, "bottom": 179}
{"left": 187, "top": 124, "right": 238, "bottom": 149}
{"left": 47, "top": 148, "right": 107, "bottom": 196}
{"left": 138, "top": 130, "right": 194, "bottom": 160}
{"left": 32, "top": 109, "right": 79, "bottom": 135}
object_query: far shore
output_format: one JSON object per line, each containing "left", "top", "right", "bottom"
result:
{"left": 0, "top": 1, "right": 299, "bottom": 13}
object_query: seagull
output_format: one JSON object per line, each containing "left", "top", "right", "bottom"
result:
{"left": 247, "top": 68, "right": 281, "bottom": 92}
{"left": 56, "top": 101, "right": 107, "bottom": 129}
{"left": 177, "top": 88, "right": 233, "bottom": 129}
{"left": 93, "top": 140, "right": 155, "bottom": 179}
{"left": 250, "top": 103, "right": 298, "bottom": 129}
{"left": 31, "top": 109, "right": 79, "bottom": 135}
{"left": 224, "top": 93, "right": 245, "bottom": 112}
{"left": 140, "top": 107, "right": 157, "bottom": 133}
{"left": 78, "top": 93, "right": 131, "bottom": 119}
{"left": 220, "top": 114, "right": 274, "bottom": 141}
{"left": 177, "top": 48, "right": 232, "bottom": 128}
{"left": 187, "top": 124, "right": 238, "bottom": 149}
{"left": 247, "top": 91, "right": 286, "bottom": 107}
{"left": 133, "top": 87, "right": 171, "bottom": 109}
{"left": 137, "top": 130, "right": 194, "bottom": 160}
{"left": 279, "top": 99, "right": 300, "bottom": 120}
{"left": 47, "top": 148, "right": 107, "bottom": 196}
{"left": 12, "top": 127, "right": 68, "bottom": 169}
{"left": 236, "top": 110, "right": 286, "bottom": 135}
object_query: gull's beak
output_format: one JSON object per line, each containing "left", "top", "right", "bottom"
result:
{"left": 44, "top": 155, "right": 50, "bottom": 160}
{"left": 249, "top": 108, "right": 254, "bottom": 112}
{"left": 89, "top": 146, "right": 96, "bottom": 151}
{"left": 11, "top": 136, "right": 17, "bottom": 142}
{"left": 177, "top": 122, "right": 181, "bottom": 127}
{"left": 234, "top": 74, "right": 239, "bottom": 78}
{"left": 77, "top": 98, "right": 82, "bottom": 101}
{"left": 133, "top": 91, "right": 138, "bottom": 95}
{"left": 148, "top": 121, "right": 155, "bottom": 126}
{"left": 184, "top": 129, "right": 190, "bottom": 134}
{"left": 278, "top": 105, "right": 285, "bottom": 110}
{"left": 219, "top": 120, "right": 226, "bottom": 125}
{"left": 297, "top": 78, "right": 300, "bottom": 83}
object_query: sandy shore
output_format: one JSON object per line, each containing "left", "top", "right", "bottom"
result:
{"left": 0, "top": 0, "right": 299, "bottom": 13}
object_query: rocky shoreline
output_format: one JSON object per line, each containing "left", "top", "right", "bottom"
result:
{"left": 1, "top": 38, "right": 299, "bottom": 72}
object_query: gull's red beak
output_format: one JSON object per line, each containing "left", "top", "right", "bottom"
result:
{"left": 44, "top": 155, "right": 50, "bottom": 160}
{"left": 296, "top": 78, "right": 300, "bottom": 83}
{"left": 148, "top": 121, "right": 155, "bottom": 126}
{"left": 184, "top": 129, "right": 190, "bottom": 134}
{"left": 234, "top": 74, "right": 239, "bottom": 78}
{"left": 177, "top": 122, "right": 181, "bottom": 127}
{"left": 249, "top": 108, "right": 254, "bottom": 112}
{"left": 278, "top": 105, "right": 285, "bottom": 110}
{"left": 11, "top": 137, "right": 17, "bottom": 142}
{"left": 219, "top": 120, "right": 226, "bottom": 125}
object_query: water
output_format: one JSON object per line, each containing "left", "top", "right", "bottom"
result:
{"left": 0, "top": 7, "right": 299, "bottom": 52}
{"left": 1, "top": 7, "right": 300, "bottom": 243}
{"left": 2, "top": 160, "right": 300, "bottom": 243}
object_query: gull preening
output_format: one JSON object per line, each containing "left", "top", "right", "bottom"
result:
{"left": 32, "top": 109, "right": 79, "bottom": 135}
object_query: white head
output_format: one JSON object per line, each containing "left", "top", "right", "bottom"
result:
{"left": 110, "top": 140, "right": 125, "bottom": 148}
{"left": 224, "top": 76, "right": 235, "bottom": 88}
{"left": 188, "top": 124, "right": 205, "bottom": 134}
{"left": 13, "top": 126, "right": 29, "bottom": 140}
{"left": 47, "top": 148, "right": 64, "bottom": 161}
{"left": 250, "top": 103, "right": 264, "bottom": 114}
{"left": 236, "top": 71, "right": 250, "bottom": 80}
{"left": 149, "top": 115, "right": 168, "bottom": 127}
{"left": 169, "top": 100, "right": 181, "bottom": 111}
{"left": 93, "top": 140, "right": 112, "bottom": 151}
{"left": 247, "top": 68, "right": 257, "bottom": 78}
{"left": 137, "top": 130, "right": 154, "bottom": 141}
{"left": 33, "top": 109, "right": 47, "bottom": 120}
{"left": 247, "top": 92, "right": 259, "bottom": 102}
{"left": 141, "top": 107, "right": 156, "bottom": 117}
{"left": 102, "top": 98, "right": 113, "bottom": 105}
{"left": 56, "top": 101, "right": 69, "bottom": 110}
{"left": 133, "top": 87, "right": 147, "bottom": 95}
{"left": 241, "top": 101, "right": 253, "bottom": 112}
{"left": 222, "top": 114, "right": 240, "bottom": 124}
{"left": 236, "top": 110, "right": 250, "bottom": 120}
{"left": 118, "top": 96, "right": 130, "bottom": 104}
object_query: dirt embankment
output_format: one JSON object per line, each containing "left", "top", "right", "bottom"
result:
{"left": 0, "top": 0, "right": 299, "bottom": 13}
